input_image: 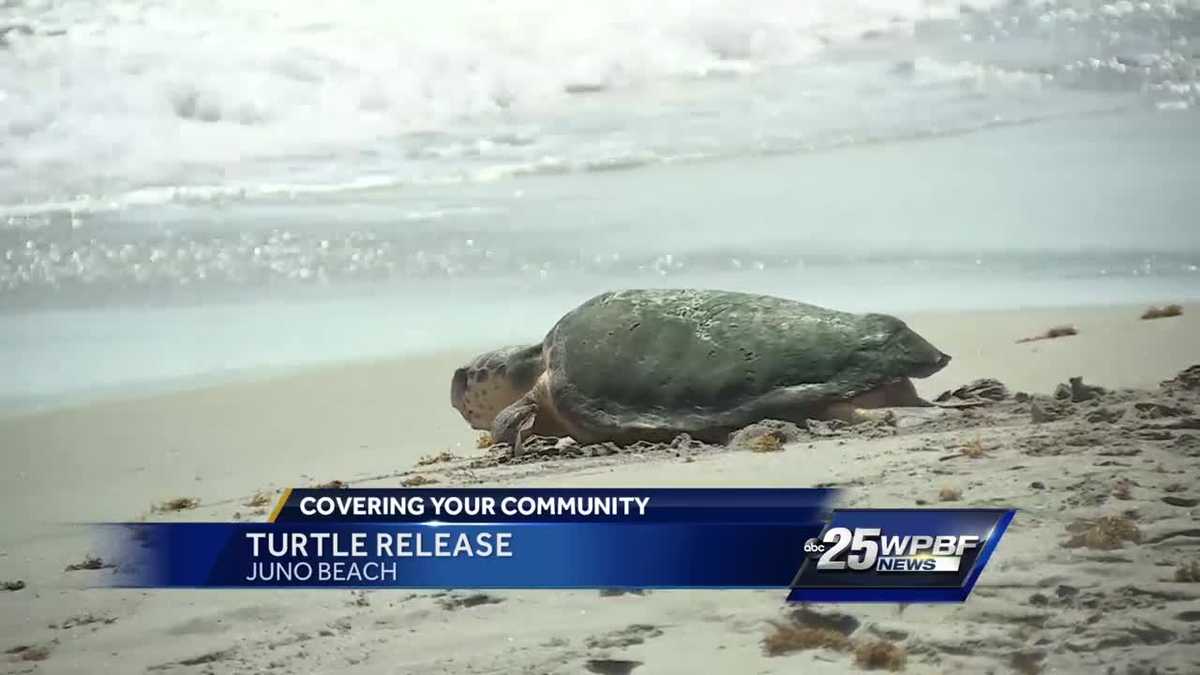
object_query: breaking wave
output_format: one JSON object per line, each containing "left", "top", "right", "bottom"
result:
{"left": 4, "top": 0, "right": 1196, "bottom": 214}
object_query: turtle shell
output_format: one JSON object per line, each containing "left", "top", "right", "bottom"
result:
{"left": 541, "top": 289, "right": 948, "bottom": 440}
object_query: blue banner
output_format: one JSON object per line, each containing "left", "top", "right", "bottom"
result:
{"left": 97, "top": 488, "right": 1013, "bottom": 602}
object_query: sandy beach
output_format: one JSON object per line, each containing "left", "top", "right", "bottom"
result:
{"left": 1, "top": 302, "right": 1198, "bottom": 674}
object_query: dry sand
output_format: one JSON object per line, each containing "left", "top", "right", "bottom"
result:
{"left": 1, "top": 303, "right": 1198, "bottom": 674}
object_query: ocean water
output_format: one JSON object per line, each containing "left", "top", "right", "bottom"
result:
{"left": 1, "top": 0, "right": 1199, "bottom": 406}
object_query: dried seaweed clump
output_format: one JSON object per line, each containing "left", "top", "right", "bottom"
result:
{"left": 854, "top": 639, "right": 907, "bottom": 671}
{"left": 416, "top": 450, "right": 457, "bottom": 466}
{"left": 960, "top": 437, "right": 988, "bottom": 459}
{"left": 64, "top": 555, "right": 114, "bottom": 572}
{"left": 244, "top": 491, "right": 273, "bottom": 508}
{"left": 762, "top": 622, "right": 851, "bottom": 656}
{"left": 401, "top": 474, "right": 439, "bottom": 487}
{"left": 747, "top": 434, "right": 784, "bottom": 453}
{"left": 7, "top": 643, "right": 53, "bottom": 662}
{"left": 1141, "top": 304, "right": 1182, "bottom": 320}
{"left": 153, "top": 497, "right": 199, "bottom": 513}
{"left": 1017, "top": 325, "right": 1077, "bottom": 343}
{"left": 1161, "top": 365, "right": 1200, "bottom": 391}
{"left": 1175, "top": 561, "right": 1200, "bottom": 583}
{"left": 729, "top": 420, "right": 804, "bottom": 451}
{"left": 1111, "top": 479, "right": 1133, "bottom": 501}
{"left": 762, "top": 612, "right": 903, "bottom": 670}
{"left": 938, "top": 487, "right": 963, "bottom": 502}
{"left": 1064, "top": 515, "right": 1141, "bottom": 550}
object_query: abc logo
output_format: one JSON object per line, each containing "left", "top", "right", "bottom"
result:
{"left": 803, "top": 537, "right": 825, "bottom": 559}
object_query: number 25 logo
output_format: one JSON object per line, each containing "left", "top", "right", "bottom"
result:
{"left": 816, "top": 527, "right": 881, "bottom": 571}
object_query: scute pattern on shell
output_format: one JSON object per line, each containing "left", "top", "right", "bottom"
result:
{"left": 539, "top": 289, "right": 947, "bottom": 442}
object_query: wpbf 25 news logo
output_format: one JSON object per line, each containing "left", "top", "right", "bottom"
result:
{"left": 805, "top": 528, "right": 978, "bottom": 572}
{"left": 786, "top": 508, "right": 1014, "bottom": 603}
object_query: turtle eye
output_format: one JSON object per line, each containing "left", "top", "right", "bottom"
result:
{"left": 451, "top": 367, "right": 469, "bottom": 406}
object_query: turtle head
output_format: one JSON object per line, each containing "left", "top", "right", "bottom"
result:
{"left": 862, "top": 313, "right": 951, "bottom": 379}
{"left": 451, "top": 344, "right": 544, "bottom": 430}
{"left": 912, "top": 350, "right": 952, "bottom": 378}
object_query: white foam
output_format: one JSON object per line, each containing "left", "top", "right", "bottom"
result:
{"left": 2, "top": 0, "right": 1005, "bottom": 209}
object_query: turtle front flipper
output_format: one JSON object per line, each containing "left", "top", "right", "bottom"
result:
{"left": 492, "top": 373, "right": 572, "bottom": 454}
{"left": 493, "top": 395, "right": 539, "bottom": 454}
{"left": 825, "top": 378, "right": 954, "bottom": 427}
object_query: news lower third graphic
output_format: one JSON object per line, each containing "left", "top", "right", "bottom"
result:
{"left": 98, "top": 489, "right": 1014, "bottom": 602}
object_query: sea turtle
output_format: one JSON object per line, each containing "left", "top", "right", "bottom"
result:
{"left": 451, "top": 289, "right": 950, "bottom": 450}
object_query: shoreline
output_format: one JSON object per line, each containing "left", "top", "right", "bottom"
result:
{"left": 2, "top": 299, "right": 1196, "bottom": 420}
{"left": 1, "top": 301, "right": 1195, "bottom": 540}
